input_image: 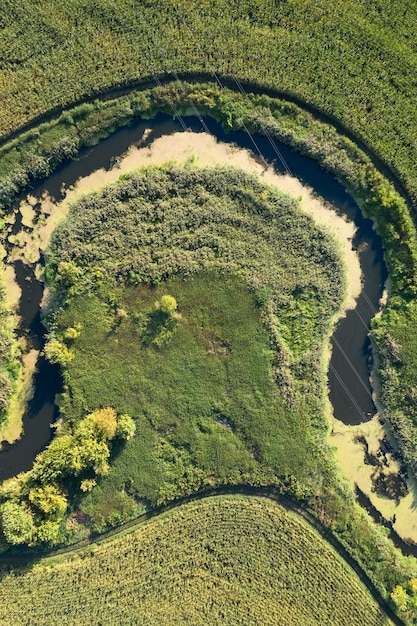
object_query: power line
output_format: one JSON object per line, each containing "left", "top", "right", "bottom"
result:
{"left": 126, "top": 3, "right": 401, "bottom": 477}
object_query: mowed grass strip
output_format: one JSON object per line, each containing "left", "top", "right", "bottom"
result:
{"left": 0, "top": 497, "right": 392, "bottom": 626}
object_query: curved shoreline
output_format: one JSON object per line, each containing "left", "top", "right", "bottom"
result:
{"left": 0, "top": 74, "right": 414, "bottom": 219}
{"left": 11, "top": 129, "right": 362, "bottom": 309}
{"left": 4, "top": 118, "right": 416, "bottom": 549}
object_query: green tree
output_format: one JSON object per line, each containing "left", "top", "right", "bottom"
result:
{"left": 1, "top": 501, "right": 33, "bottom": 545}
{"left": 159, "top": 294, "right": 177, "bottom": 315}
{"left": 35, "top": 519, "right": 61, "bottom": 544}
{"left": 44, "top": 339, "right": 74, "bottom": 367}
{"left": 28, "top": 484, "right": 68, "bottom": 516}
{"left": 116, "top": 413, "right": 136, "bottom": 440}
{"left": 30, "top": 434, "right": 77, "bottom": 481}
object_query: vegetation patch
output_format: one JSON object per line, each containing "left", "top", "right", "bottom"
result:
{"left": 0, "top": 496, "right": 394, "bottom": 626}
{"left": 0, "top": 81, "right": 417, "bottom": 619}
{"left": 1, "top": 82, "right": 416, "bottom": 481}
{"left": 0, "top": 80, "right": 415, "bottom": 472}
{"left": 40, "top": 164, "right": 344, "bottom": 535}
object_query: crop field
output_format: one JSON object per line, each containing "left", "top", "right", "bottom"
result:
{"left": 0, "top": 1, "right": 417, "bottom": 209}
{"left": 0, "top": 496, "right": 394, "bottom": 625}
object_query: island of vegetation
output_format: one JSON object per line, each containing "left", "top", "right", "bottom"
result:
{"left": 0, "top": 1, "right": 417, "bottom": 624}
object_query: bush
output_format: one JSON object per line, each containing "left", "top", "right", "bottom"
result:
{"left": 1, "top": 501, "right": 33, "bottom": 545}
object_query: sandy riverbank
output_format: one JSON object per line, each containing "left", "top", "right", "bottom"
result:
{"left": 8, "top": 130, "right": 362, "bottom": 309}
{"left": 8, "top": 128, "right": 415, "bottom": 545}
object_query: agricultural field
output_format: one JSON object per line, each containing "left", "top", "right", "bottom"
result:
{"left": 0, "top": 1, "right": 416, "bottom": 209}
{"left": 0, "top": 496, "right": 395, "bottom": 625}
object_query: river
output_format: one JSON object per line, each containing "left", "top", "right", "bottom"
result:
{"left": 0, "top": 113, "right": 388, "bottom": 532}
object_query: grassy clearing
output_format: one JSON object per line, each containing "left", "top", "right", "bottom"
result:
{"left": 43, "top": 165, "right": 344, "bottom": 532}
{"left": 0, "top": 496, "right": 394, "bottom": 626}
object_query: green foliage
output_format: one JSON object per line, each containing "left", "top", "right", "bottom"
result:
{"left": 41, "top": 163, "right": 417, "bottom": 608}
{"left": 44, "top": 339, "right": 74, "bottom": 367}
{"left": 28, "top": 484, "right": 67, "bottom": 516}
{"left": 45, "top": 167, "right": 344, "bottom": 512}
{"left": 115, "top": 413, "right": 136, "bottom": 440}
{"left": 159, "top": 294, "right": 177, "bottom": 314}
{"left": 0, "top": 407, "right": 131, "bottom": 545}
{"left": 0, "top": 498, "right": 392, "bottom": 625}
{"left": 1, "top": 500, "right": 33, "bottom": 545}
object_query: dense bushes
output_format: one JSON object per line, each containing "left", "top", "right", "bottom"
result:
{"left": 0, "top": 408, "right": 135, "bottom": 545}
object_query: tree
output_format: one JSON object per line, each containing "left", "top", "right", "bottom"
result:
{"left": 89, "top": 408, "right": 117, "bottom": 440}
{"left": 116, "top": 413, "right": 136, "bottom": 440}
{"left": 30, "top": 434, "right": 78, "bottom": 481}
{"left": 28, "top": 484, "right": 68, "bottom": 516}
{"left": 159, "top": 294, "right": 177, "bottom": 315}
{"left": 391, "top": 585, "right": 408, "bottom": 611}
{"left": 36, "top": 519, "right": 61, "bottom": 544}
{"left": 44, "top": 339, "right": 74, "bottom": 367}
{"left": 1, "top": 501, "right": 33, "bottom": 545}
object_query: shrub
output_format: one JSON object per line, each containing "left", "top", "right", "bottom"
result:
{"left": 1, "top": 501, "right": 33, "bottom": 545}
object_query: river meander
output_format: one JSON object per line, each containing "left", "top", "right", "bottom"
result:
{"left": 2, "top": 112, "right": 415, "bottom": 550}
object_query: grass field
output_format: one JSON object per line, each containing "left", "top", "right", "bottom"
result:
{"left": 41, "top": 165, "right": 343, "bottom": 532}
{"left": 0, "top": 496, "right": 394, "bottom": 625}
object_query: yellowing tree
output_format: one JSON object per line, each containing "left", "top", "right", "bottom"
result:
{"left": 77, "top": 408, "right": 118, "bottom": 441}
{"left": 391, "top": 585, "right": 408, "bottom": 611}
{"left": 159, "top": 294, "right": 177, "bottom": 314}
{"left": 29, "top": 484, "right": 68, "bottom": 516}
{"left": 44, "top": 339, "right": 74, "bottom": 367}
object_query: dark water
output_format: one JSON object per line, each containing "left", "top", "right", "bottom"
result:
{"left": 0, "top": 114, "right": 386, "bottom": 472}
{"left": 0, "top": 260, "right": 62, "bottom": 479}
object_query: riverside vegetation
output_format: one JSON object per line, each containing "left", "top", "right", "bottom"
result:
{"left": 42, "top": 164, "right": 345, "bottom": 531}
{"left": 0, "top": 81, "right": 416, "bottom": 621}
{"left": 3, "top": 162, "right": 411, "bottom": 622}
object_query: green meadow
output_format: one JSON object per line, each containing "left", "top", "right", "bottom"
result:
{"left": 42, "top": 165, "right": 343, "bottom": 532}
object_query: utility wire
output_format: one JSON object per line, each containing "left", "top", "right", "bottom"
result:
{"left": 126, "top": 3, "right": 401, "bottom": 475}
